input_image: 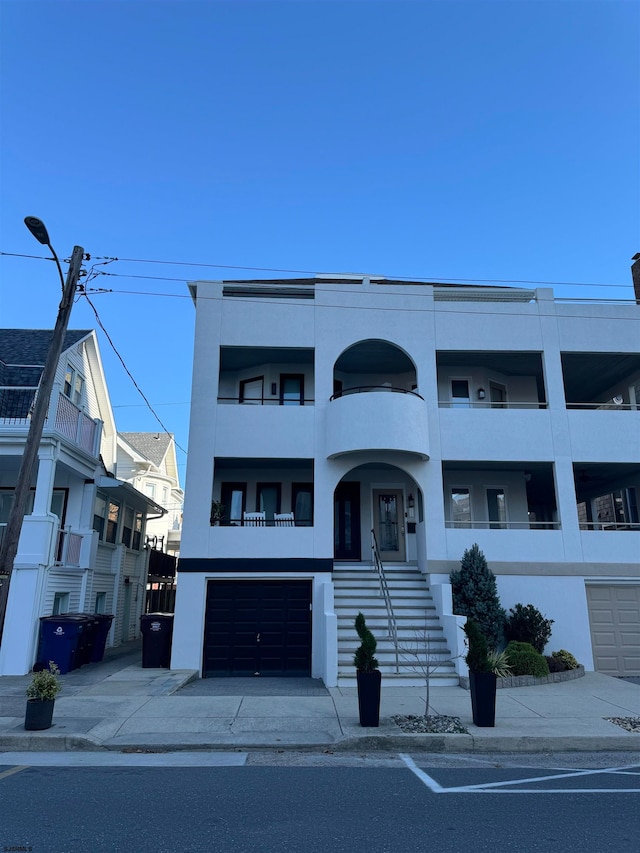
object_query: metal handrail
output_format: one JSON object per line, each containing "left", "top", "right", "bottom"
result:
{"left": 445, "top": 521, "right": 561, "bottom": 530}
{"left": 331, "top": 386, "right": 424, "bottom": 401}
{"left": 371, "top": 528, "right": 399, "bottom": 673}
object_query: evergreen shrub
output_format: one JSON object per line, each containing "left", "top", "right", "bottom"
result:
{"left": 552, "top": 649, "right": 579, "bottom": 670}
{"left": 353, "top": 612, "right": 379, "bottom": 673}
{"left": 504, "top": 603, "right": 554, "bottom": 653}
{"left": 450, "top": 544, "right": 505, "bottom": 650}
{"left": 505, "top": 641, "right": 550, "bottom": 677}
{"left": 546, "top": 655, "right": 566, "bottom": 673}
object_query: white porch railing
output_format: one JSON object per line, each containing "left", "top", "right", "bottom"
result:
{"left": 54, "top": 394, "right": 99, "bottom": 454}
{"left": 56, "top": 526, "right": 83, "bottom": 566}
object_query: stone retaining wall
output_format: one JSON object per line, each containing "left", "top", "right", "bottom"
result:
{"left": 459, "top": 664, "right": 585, "bottom": 690}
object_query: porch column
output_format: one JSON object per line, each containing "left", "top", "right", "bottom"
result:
{"left": 32, "top": 446, "right": 58, "bottom": 516}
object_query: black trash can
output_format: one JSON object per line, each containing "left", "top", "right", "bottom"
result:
{"left": 90, "top": 614, "right": 114, "bottom": 663}
{"left": 140, "top": 613, "right": 174, "bottom": 668}
{"left": 76, "top": 613, "right": 99, "bottom": 665}
{"left": 38, "top": 615, "right": 86, "bottom": 674}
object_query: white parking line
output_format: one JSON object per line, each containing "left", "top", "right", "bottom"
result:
{"left": 399, "top": 754, "right": 640, "bottom": 794}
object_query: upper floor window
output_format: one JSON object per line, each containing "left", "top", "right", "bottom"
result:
{"left": 63, "top": 365, "right": 84, "bottom": 406}
{"left": 144, "top": 483, "right": 155, "bottom": 499}
{"left": 240, "top": 376, "right": 264, "bottom": 405}
{"left": 106, "top": 500, "right": 120, "bottom": 543}
{"left": 450, "top": 380, "right": 471, "bottom": 408}
{"left": 280, "top": 374, "right": 304, "bottom": 406}
{"left": 451, "top": 487, "right": 471, "bottom": 526}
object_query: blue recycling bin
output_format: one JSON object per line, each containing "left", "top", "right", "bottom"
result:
{"left": 38, "top": 615, "right": 87, "bottom": 674}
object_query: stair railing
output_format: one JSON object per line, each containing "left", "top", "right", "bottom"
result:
{"left": 371, "top": 528, "right": 399, "bottom": 673}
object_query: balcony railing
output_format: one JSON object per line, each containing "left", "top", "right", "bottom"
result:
{"left": 331, "top": 386, "right": 423, "bottom": 401}
{"left": 579, "top": 521, "right": 640, "bottom": 531}
{"left": 567, "top": 402, "right": 638, "bottom": 410}
{"left": 217, "top": 397, "right": 315, "bottom": 405}
{"left": 0, "top": 386, "right": 38, "bottom": 422}
{"left": 55, "top": 394, "right": 98, "bottom": 454}
{"left": 438, "top": 400, "right": 547, "bottom": 409}
{"left": 445, "top": 521, "right": 561, "bottom": 530}
{"left": 55, "top": 526, "right": 83, "bottom": 566}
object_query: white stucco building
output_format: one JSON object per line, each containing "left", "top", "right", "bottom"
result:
{"left": 172, "top": 276, "right": 640, "bottom": 685}
{"left": 0, "top": 330, "right": 164, "bottom": 675}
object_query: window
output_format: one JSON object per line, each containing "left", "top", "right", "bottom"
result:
{"left": 63, "top": 365, "right": 84, "bottom": 406}
{"left": 220, "top": 483, "right": 246, "bottom": 526}
{"left": 162, "top": 487, "right": 169, "bottom": 504}
{"left": 595, "top": 488, "right": 639, "bottom": 527}
{"left": 132, "top": 511, "right": 143, "bottom": 550}
{"left": 451, "top": 488, "right": 471, "bottom": 526}
{"left": 94, "top": 592, "right": 106, "bottom": 614}
{"left": 240, "top": 376, "right": 264, "bottom": 404}
{"left": 144, "top": 483, "right": 155, "bottom": 499}
{"left": 487, "top": 488, "right": 507, "bottom": 528}
{"left": 106, "top": 500, "right": 120, "bottom": 544}
{"left": 280, "top": 374, "right": 304, "bottom": 406}
{"left": 292, "top": 483, "right": 313, "bottom": 526}
{"left": 256, "top": 483, "right": 281, "bottom": 523}
{"left": 93, "top": 494, "right": 107, "bottom": 539}
{"left": 450, "top": 380, "right": 470, "bottom": 408}
{"left": 52, "top": 592, "right": 70, "bottom": 615}
{"left": 121, "top": 506, "right": 134, "bottom": 548}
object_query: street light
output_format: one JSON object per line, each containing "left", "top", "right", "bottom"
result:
{"left": 0, "top": 219, "right": 85, "bottom": 648}
{"left": 24, "top": 216, "right": 65, "bottom": 294}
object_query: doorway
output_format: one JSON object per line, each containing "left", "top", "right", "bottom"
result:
{"left": 334, "top": 482, "right": 361, "bottom": 560}
{"left": 372, "top": 489, "right": 405, "bottom": 561}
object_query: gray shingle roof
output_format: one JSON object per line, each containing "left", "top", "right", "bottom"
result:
{"left": 0, "top": 329, "right": 91, "bottom": 386}
{"left": 120, "top": 432, "right": 173, "bottom": 467}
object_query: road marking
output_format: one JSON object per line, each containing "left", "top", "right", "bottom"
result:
{"left": 399, "top": 753, "right": 444, "bottom": 792}
{"left": 0, "top": 765, "right": 29, "bottom": 780}
{"left": 399, "top": 755, "right": 640, "bottom": 795}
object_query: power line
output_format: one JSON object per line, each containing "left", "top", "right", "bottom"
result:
{"left": 1, "top": 249, "right": 635, "bottom": 290}
{"left": 80, "top": 291, "right": 188, "bottom": 457}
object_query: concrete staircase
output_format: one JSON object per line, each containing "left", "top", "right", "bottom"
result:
{"left": 334, "top": 563, "right": 459, "bottom": 686}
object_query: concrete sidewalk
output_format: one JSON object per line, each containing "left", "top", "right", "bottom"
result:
{"left": 0, "top": 642, "right": 638, "bottom": 753}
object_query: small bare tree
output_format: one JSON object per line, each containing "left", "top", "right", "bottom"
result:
{"left": 397, "top": 621, "right": 463, "bottom": 718}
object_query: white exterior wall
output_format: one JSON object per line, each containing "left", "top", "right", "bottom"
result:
{"left": 175, "top": 278, "right": 640, "bottom": 680}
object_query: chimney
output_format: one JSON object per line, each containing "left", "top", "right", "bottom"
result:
{"left": 632, "top": 253, "right": 640, "bottom": 303}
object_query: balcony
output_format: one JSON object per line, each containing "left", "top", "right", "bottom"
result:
{"left": 0, "top": 386, "right": 100, "bottom": 457}
{"left": 325, "top": 387, "right": 429, "bottom": 459}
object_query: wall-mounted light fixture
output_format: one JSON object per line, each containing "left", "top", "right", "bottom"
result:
{"left": 407, "top": 493, "right": 415, "bottom": 509}
{"left": 271, "top": 383, "right": 277, "bottom": 396}
{"left": 524, "top": 471, "right": 532, "bottom": 482}
{"left": 477, "top": 388, "right": 486, "bottom": 400}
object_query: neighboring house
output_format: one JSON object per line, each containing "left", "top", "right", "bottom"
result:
{"left": 171, "top": 276, "right": 640, "bottom": 686}
{"left": 0, "top": 329, "right": 164, "bottom": 675}
{"left": 116, "top": 432, "right": 183, "bottom": 556}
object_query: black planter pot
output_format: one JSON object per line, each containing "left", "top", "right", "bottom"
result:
{"left": 469, "top": 670, "right": 497, "bottom": 727}
{"left": 25, "top": 698, "right": 55, "bottom": 731}
{"left": 356, "top": 670, "right": 382, "bottom": 727}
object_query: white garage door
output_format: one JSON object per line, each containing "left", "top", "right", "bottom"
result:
{"left": 586, "top": 585, "right": 640, "bottom": 677}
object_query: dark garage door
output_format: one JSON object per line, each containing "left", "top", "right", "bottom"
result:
{"left": 203, "top": 580, "right": 312, "bottom": 677}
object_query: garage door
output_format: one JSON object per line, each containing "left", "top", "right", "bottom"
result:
{"left": 203, "top": 580, "right": 312, "bottom": 677}
{"left": 586, "top": 585, "right": 640, "bottom": 677}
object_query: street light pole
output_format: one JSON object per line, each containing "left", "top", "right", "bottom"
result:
{"left": 0, "top": 219, "right": 84, "bottom": 644}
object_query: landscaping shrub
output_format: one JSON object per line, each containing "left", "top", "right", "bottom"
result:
{"left": 463, "top": 619, "right": 491, "bottom": 673}
{"left": 546, "top": 655, "right": 567, "bottom": 673}
{"left": 505, "top": 641, "right": 550, "bottom": 677}
{"left": 450, "top": 544, "right": 505, "bottom": 649}
{"left": 504, "top": 603, "right": 554, "bottom": 653}
{"left": 552, "top": 649, "right": 579, "bottom": 670}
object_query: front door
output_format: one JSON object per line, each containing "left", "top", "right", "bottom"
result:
{"left": 203, "top": 580, "right": 312, "bottom": 677}
{"left": 373, "top": 490, "right": 405, "bottom": 561}
{"left": 334, "top": 482, "right": 361, "bottom": 560}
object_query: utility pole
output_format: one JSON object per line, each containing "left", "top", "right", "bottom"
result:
{"left": 0, "top": 221, "right": 84, "bottom": 644}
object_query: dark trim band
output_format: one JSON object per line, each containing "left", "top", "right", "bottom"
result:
{"left": 178, "top": 557, "right": 334, "bottom": 574}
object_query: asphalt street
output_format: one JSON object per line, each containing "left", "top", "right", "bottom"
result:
{"left": 1, "top": 752, "right": 638, "bottom": 853}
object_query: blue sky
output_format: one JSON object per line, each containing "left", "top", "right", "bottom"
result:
{"left": 1, "top": 0, "right": 638, "bottom": 481}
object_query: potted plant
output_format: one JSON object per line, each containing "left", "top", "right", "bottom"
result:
{"left": 353, "top": 612, "right": 381, "bottom": 727}
{"left": 25, "top": 661, "right": 62, "bottom": 731}
{"left": 463, "top": 620, "right": 510, "bottom": 727}
{"left": 210, "top": 500, "right": 225, "bottom": 526}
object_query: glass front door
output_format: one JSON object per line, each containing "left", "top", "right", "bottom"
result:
{"left": 373, "top": 490, "right": 405, "bottom": 561}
